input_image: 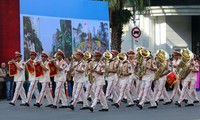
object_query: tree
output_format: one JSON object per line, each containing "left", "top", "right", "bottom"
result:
{"left": 97, "top": 0, "right": 150, "bottom": 52}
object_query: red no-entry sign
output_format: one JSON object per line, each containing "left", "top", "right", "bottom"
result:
{"left": 131, "top": 27, "right": 141, "bottom": 38}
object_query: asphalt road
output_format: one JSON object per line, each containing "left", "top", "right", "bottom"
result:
{"left": 0, "top": 92, "right": 200, "bottom": 120}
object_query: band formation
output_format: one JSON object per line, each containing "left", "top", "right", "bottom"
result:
{"left": 7, "top": 47, "right": 199, "bottom": 112}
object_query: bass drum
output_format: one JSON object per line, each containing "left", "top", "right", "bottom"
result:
{"left": 166, "top": 72, "right": 177, "bottom": 88}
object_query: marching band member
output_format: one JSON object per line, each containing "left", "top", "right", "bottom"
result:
{"left": 188, "top": 56, "right": 200, "bottom": 103}
{"left": 154, "top": 50, "right": 172, "bottom": 105}
{"left": 51, "top": 49, "right": 68, "bottom": 108}
{"left": 35, "top": 51, "right": 53, "bottom": 107}
{"left": 107, "top": 50, "right": 120, "bottom": 102}
{"left": 127, "top": 49, "right": 137, "bottom": 102}
{"left": 175, "top": 49, "right": 197, "bottom": 107}
{"left": 84, "top": 52, "right": 95, "bottom": 102}
{"left": 9, "top": 52, "right": 26, "bottom": 106}
{"left": 170, "top": 51, "right": 181, "bottom": 101}
{"left": 112, "top": 52, "right": 134, "bottom": 108}
{"left": 25, "top": 50, "right": 39, "bottom": 106}
{"left": 104, "top": 51, "right": 118, "bottom": 101}
{"left": 136, "top": 48, "right": 157, "bottom": 109}
{"left": 68, "top": 50, "right": 89, "bottom": 110}
{"left": 88, "top": 50, "right": 109, "bottom": 112}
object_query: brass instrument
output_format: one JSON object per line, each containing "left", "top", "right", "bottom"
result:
{"left": 135, "top": 48, "right": 150, "bottom": 79}
{"left": 154, "top": 49, "right": 169, "bottom": 80}
{"left": 103, "top": 51, "right": 113, "bottom": 77}
{"left": 176, "top": 49, "right": 193, "bottom": 80}
{"left": 116, "top": 52, "right": 127, "bottom": 77}
{"left": 67, "top": 54, "right": 77, "bottom": 81}
{"left": 84, "top": 51, "right": 92, "bottom": 60}
{"left": 88, "top": 60, "right": 95, "bottom": 84}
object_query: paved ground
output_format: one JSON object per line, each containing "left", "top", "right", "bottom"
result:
{"left": 0, "top": 92, "right": 200, "bottom": 120}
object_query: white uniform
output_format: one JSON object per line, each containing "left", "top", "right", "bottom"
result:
{"left": 178, "top": 60, "right": 199, "bottom": 104}
{"left": 105, "top": 59, "right": 118, "bottom": 100}
{"left": 71, "top": 60, "right": 89, "bottom": 107}
{"left": 154, "top": 60, "right": 171, "bottom": 103}
{"left": 53, "top": 59, "right": 68, "bottom": 106}
{"left": 138, "top": 58, "right": 157, "bottom": 107}
{"left": 115, "top": 61, "right": 134, "bottom": 105}
{"left": 26, "top": 59, "right": 39, "bottom": 104}
{"left": 128, "top": 59, "right": 137, "bottom": 101}
{"left": 85, "top": 60, "right": 95, "bottom": 100}
{"left": 170, "top": 59, "right": 181, "bottom": 100}
{"left": 11, "top": 61, "right": 26, "bottom": 104}
{"left": 37, "top": 61, "right": 53, "bottom": 105}
{"left": 91, "top": 61, "right": 108, "bottom": 109}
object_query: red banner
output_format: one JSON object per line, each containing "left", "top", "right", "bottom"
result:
{"left": 35, "top": 64, "right": 44, "bottom": 77}
{"left": 9, "top": 63, "right": 18, "bottom": 76}
{"left": 26, "top": 60, "right": 34, "bottom": 75}
{"left": 48, "top": 62, "right": 57, "bottom": 77}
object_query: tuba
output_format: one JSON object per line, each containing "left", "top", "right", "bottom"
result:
{"left": 117, "top": 52, "right": 127, "bottom": 77}
{"left": 154, "top": 49, "right": 169, "bottom": 80}
{"left": 84, "top": 51, "right": 92, "bottom": 60}
{"left": 176, "top": 49, "right": 193, "bottom": 80}
{"left": 135, "top": 48, "right": 150, "bottom": 79}
{"left": 103, "top": 51, "right": 113, "bottom": 77}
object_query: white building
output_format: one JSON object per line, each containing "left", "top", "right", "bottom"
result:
{"left": 122, "top": 1, "right": 200, "bottom": 55}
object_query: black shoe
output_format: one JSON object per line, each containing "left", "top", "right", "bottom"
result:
{"left": 70, "top": 100, "right": 73, "bottom": 104}
{"left": 59, "top": 100, "right": 62, "bottom": 104}
{"left": 69, "top": 105, "right": 74, "bottom": 111}
{"left": 59, "top": 106, "right": 69, "bottom": 108}
{"left": 77, "top": 101, "right": 83, "bottom": 104}
{"left": 24, "top": 103, "right": 29, "bottom": 107}
{"left": 97, "top": 101, "right": 101, "bottom": 104}
{"left": 175, "top": 101, "right": 181, "bottom": 107}
{"left": 108, "top": 98, "right": 113, "bottom": 102}
{"left": 99, "top": 109, "right": 108, "bottom": 112}
{"left": 87, "top": 98, "right": 92, "bottom": 102}
{"left": 136, "top": 104, "right": 143, "bottom": 109}
{"left": 155, "top": 101, "right": 158, "bottom": 106}
{"left": 183, "top": 99, "right": 188, "bottom": 104}
{"left": 33, "top": 103, "right": 38, "bottom": 106}
{"left": 144, "top": 101, "right": 150, "bottom": 104}
{"left": 51, "top": 105, "right": 57, "bottom": 109}
{"left": 35, "top": 103, "right": 41, "bottom": 108}
{"left": 163, "top": 100, "right": 172, "bottom": 105}
{"left": 159, "top": 99, "right": 164, "bottom": 102}
{"left": 121, "top": 99, "right": 127, "bottom": 103}
{"left": 80, "top": 107, "right": 89, "bottom": 110}
{"left": 20, "top": 103, "right": 27, "bottom": 106}
{"left": 148, "top": 106, "right": 157, "bottom": 109}
{"left": 112, "top": 103, "right": 119, "bottom": 108}
{"left": 193, "top": 100, "right": 199, "bottom": 103}
{"left": 9, "top": 102, "right": 15, "bottom": 106}
{"left": 126, "top": 104, "right": 134, "bottom": 107}
{"left": 185, "top": 104, "right": 194, "bottom": 107}
{"left": 45, "top": 104, "right": 53, "bottom": 107}
{"left": 88, "top": 107, "right": 93, "bottom": 112}
{"left": 134, "top": 100, "right": 139, "bottom": 104}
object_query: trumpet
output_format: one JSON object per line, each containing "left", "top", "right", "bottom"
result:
{"left": 48, "top": 58, "right": 57, "bottom": 62}
{"left": 8, "top": 60, "right": 17, "bottom": 65}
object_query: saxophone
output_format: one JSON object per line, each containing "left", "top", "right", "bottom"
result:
{"left": 88, "top": 60, "right": 95, "bottom": 84}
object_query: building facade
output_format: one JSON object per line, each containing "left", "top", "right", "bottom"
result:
{"left": 121, "top": 0, "right": 200, "bottom": 55}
